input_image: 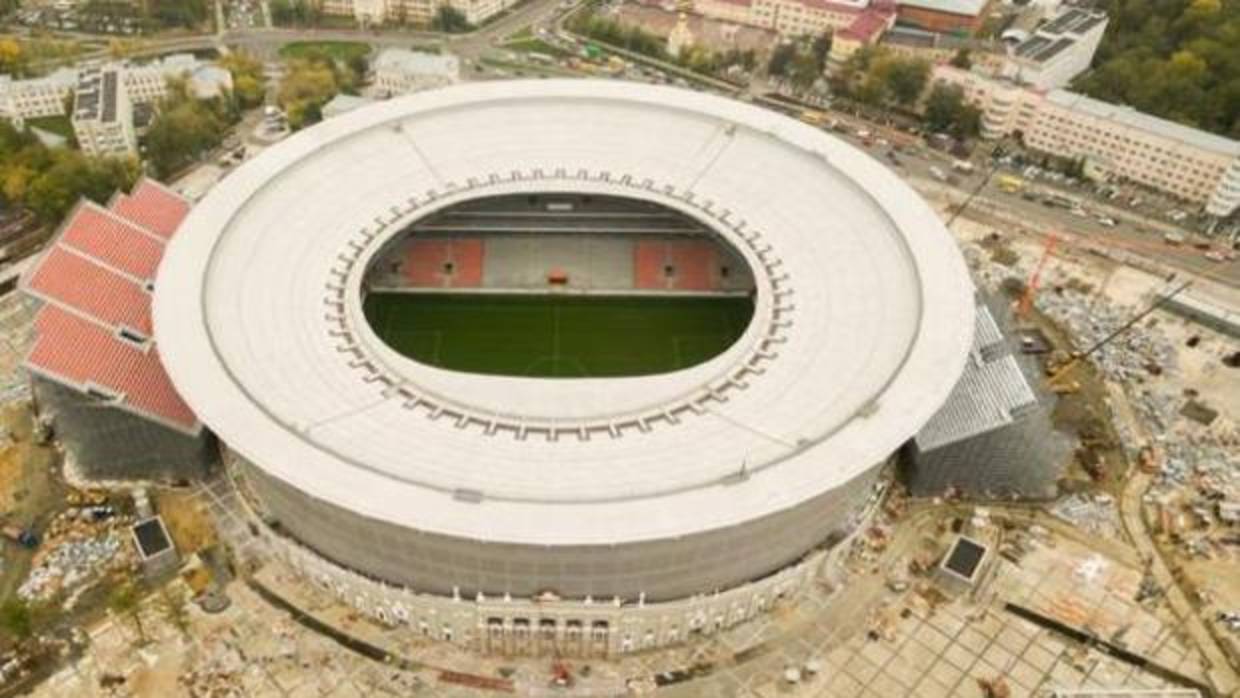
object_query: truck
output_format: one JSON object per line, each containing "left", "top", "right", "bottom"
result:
{"left": 997, "top": 175, "right": 1024, "bottom": 193}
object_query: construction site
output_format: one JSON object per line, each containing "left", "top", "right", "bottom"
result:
{"left": 0, "top": 85, "right": 1238, "bottom": 698}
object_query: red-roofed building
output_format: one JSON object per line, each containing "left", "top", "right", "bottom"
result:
{"left": 830, "top": 5, "right": 897, "bottom": 62}
{"left": 20, "top": 180, "right": 213, "bottom": 482}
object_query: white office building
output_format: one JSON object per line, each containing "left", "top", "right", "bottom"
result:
{"left": 0, "top": 67, "right": 77, "bottom": 126}
{"left": 1002, "top": 8, "right": 1108, "bottom": 90}
{"left": 71, "top": 65, "right": 137, "bottom": 158}
{"left": 931, "top": 65, "right": 1240, "bottom": 216}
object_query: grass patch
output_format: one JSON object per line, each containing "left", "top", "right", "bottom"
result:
{"left": 278, "top": 40, "right": 370, "bottom": 62}
{"left": 24, "top": 115, "right": 75, "bottom": 142}
{"left": 364, "top": 293, "right": 753, "bottom": 378}
{"left": 503, "top": 37, "right": 573, "bottom": 58}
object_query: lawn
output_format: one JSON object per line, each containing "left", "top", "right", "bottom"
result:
{"left": 278, "top": 41, "right": 370, "bottom": 62}
{"left": 363, "top": 293, "right": 753, "bottom": 378}
{"left": 503, "top": 37, "right": 573, "bottom": 58}
{"left": 24, "top": 115, "right": 75, "bottom": 142}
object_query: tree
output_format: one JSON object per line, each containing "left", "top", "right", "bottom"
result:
{"left": 864, "top": 54, "right": 930, "bottom": 107}
{"left": 219, "top": 52, "right": 266, "bottom": 108}
{"left": 810, "top": 33, "right": 832, "bottom": 69}
{"left": 923, "top": 82, "right": 980, "bottom": 139}
{"left": 431, "top": 4, "right": 471, "bottom": 33}
{"left": 0, "top": 38, "right": 24, "bottom": 76}
{"left": 109, "top": 581, "right": 147, "bottom": 644}
{"left": 24, "top": 151, "right": 138, "bottom": 222}
{"left": 159, "top": 585, "right": 190, "bottom": 636}
{"left": 769, "top": 44, "right": 790, "bottom": 75}
{"left": 950, "top": 48, "right": 972, "bottom": 69}
{"left": 0, "top": 599, "right": 33, "bottom": 641}
{"left": 1072, "top": 0, "right": 1240, "bottom": 136}
{"left": 143, "top": 79, "right": 233, "bottom": 177}
{"left": 278, "top": 57, "right": 341, "bottom": 130}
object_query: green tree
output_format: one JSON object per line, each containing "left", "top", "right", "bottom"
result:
{"left": 278, "top": 57, "right": 342, "bottom": 130}
{"left": 109, "top": 581, "right": 147, "bottom": 644}
{"left": 863, "top": 54, "right": 930, "bottom": 107}
{"left": 218, "top": 52, "right": 266, "bottom": 108}
{"left": 143, "top": 79, "right": 233, "bottom": 177}
{"left": 0, "top": 38, "right": 25, "bottom": 76}
{"left": 1074, "top": 0, "right": 1240, "bottom": 135}
{"left": 159, "top": 585, "right": 190, "bottom": 636}
{"left": 923, "top": 82, "right": 980, "bottom": 139}
{"left": 431, "top": 4, "right": 471, "bottom": 33}
{"left": 950, "top": 48, "right": 972, "bottom": 69}
{"left": 0, "top": 599, "right": 33, "bottom": 641}
{"left": 767, "top": 43, "right": 797, "bottom": 77}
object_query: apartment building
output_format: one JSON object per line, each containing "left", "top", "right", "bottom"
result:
{"left": 320, "top": 0, "right": 518, "bottom": 27}
{"left": 71, "top": 65, "right": 137, "bottom": 158}
{"left": 929, "top": 65, "right": 1240, "bottom": 216}
{"left": 2, "top": 54, "right": 231, "bottom": 129}
{"left": 0, "top": 67, "right": 77, "bottom": 125}
{"left": 373, "top": 49, "right": 460, "bottom": 96}
{"left": 1027, "top": 91, "right": 1240, "bottom": 216}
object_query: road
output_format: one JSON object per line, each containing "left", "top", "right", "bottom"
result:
{"left": 1119, "top": 469, "right": 1240, "bottom": 696}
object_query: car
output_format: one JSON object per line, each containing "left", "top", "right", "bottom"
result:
{"left": 1070, "top": 207, "right": 1088, "bottom": 218}
{"left": 929, "top": 166, "right": 946, "bottom": 181}
{"left": 1097, "top": 216, "right": 1117, "bottom": 227}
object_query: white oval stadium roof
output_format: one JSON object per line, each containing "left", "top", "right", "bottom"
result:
{"left": 154, "top": 80, "right": 974, "bottom": 546}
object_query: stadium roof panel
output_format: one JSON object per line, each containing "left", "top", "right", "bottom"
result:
{"left": 110, "top": 179, "right": 192, "bottom": 240}
{"left": 155, "top": 80, "right": 974, "bottom": 546}
{"left": 58, "top": 202, "right": 166, "bottom": 280}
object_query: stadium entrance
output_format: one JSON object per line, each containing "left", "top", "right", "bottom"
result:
{"left": 361, "top": 193, "right": 756, "bottom": 378}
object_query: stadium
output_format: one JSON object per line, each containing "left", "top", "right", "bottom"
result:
{"left": 151, "top": 80, "right": 975, "bottom": 613}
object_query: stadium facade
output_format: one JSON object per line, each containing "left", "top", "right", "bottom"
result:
{"left": 155, "top": 78, "right": 973, "bottom": 602}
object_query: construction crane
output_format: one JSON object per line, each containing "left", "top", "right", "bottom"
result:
{"left": 1046, "top": 279, "right": 1192, "bottom": 392}
{"left": 1017, "top": 231, "right": 1059, "bottom": 319}
{"left": 944, "top": 145, "right": 1006, "bottom": 229}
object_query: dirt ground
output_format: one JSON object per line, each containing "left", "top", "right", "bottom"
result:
{"left": 0, "top": 402, "right": 64, "bottom": 602}
{"left": 155, "top": 489, "right": 217, "bottom": 556}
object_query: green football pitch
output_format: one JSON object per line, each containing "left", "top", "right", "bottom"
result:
{"left": 363, "top": 292, "right": 754, "bottom": 378}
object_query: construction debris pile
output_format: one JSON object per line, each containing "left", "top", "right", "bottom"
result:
{"left": 16, "top": 506, "right": 133, "bottom": 602}
{"left": 177, "top": 640, "right": 247, "bottom": 697}
{"left": 1050, "top": 493, "right": 1121, "bottom": 539}
{"left": 1145, "top": 436, "right": 1240, "bottom": 561}
{"left": 1036, "top": 289, "right": 1178, "bottom": 385}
